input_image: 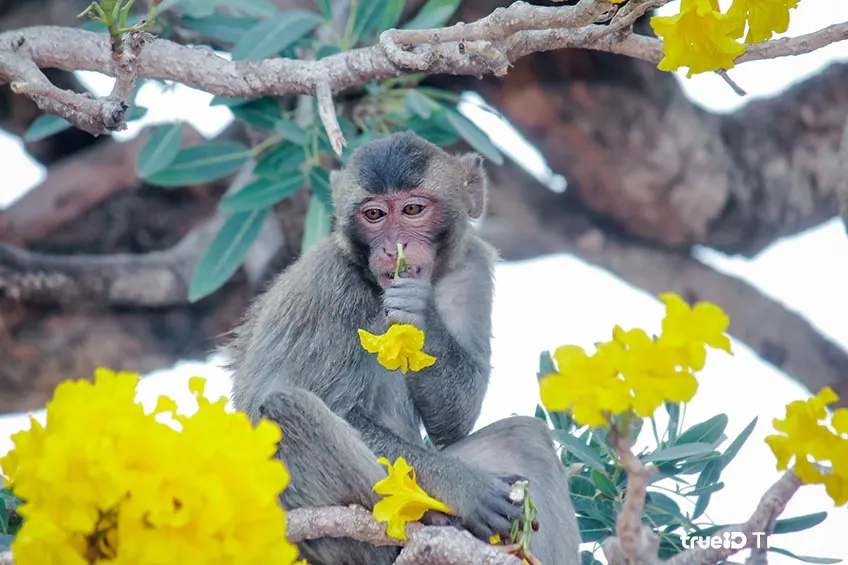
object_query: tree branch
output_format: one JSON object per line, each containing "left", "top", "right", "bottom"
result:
{"left": 0, "top": 0, "right": 845, "bottom": 145}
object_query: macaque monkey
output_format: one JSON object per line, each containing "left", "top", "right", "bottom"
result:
{"left": 224, "top": 132, "right": 580, "bottom": 565}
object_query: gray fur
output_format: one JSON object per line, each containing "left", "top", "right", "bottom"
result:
{"left": 224, "top": 131, "right": 579, "bottom": 565}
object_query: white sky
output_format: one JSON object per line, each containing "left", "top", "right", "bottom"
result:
{"left": 1, "top": 1, "right": 847, "bottom": 562}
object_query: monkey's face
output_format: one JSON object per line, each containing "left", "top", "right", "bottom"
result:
{"left": 356, "top": 191, "right": 440, "bottom": 288}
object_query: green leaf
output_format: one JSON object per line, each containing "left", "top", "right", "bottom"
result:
{"left": 538, "top": 350, "right": 556, "bottom": 374}
{"left": 317, "top": 45, "right": 342, "bottom": 59}
{"left": 220, "top": 174, "right": 306, "bottom": 211}
{"left": 350, "top": 0, "right": 390, "bottom": 45}
{"left": 557, "top": 430, "right": 605, "bottom": 471}
{"left": 642, "top": 442, "right": 720, "bottom": 463}
{"left": 665, "top": 402, "right": 681, "bottom": 443}
{"left": 210, "top": 96, "right": 251, "bottom": 108}
{"left": 231, "top": 0, "right": 279, "bottom": 17}
{"left": 440, "top": 108, "right": 503, "bottom": 165}
{"left": 254, "top": 143, "right": 306, "bottom": 178}
{"left": 692, "top": 459, "right": 722, "bottom": 519}
{"left": 677, "top": 414, "right": 728, "bottom": 445}
{"left": 23, "top": 115, "right": 72, "bottom": 142}
{"left": 534, "top": 404, "right": 547, "bottom": 422}
{"left": 189, "top": 209, "right": 268, "bottom": 302}
{"left": 0, "top": 499, "right": 7, "bottom": 533}
{"left": 581, "top": 550, "right": 604, "bottom": 565}
{"left": 231, "top": 97, "right": 283, "bottom": 131}
{"left": 126, "top": 105, "right": 149, "bottom": 122}
{"left": 308, "top": 167, "right": 334, "bottom": 209}
{"left": 577, "top": 517, "right": 610, "bottom": 543}
{"left": 232, "top": 10, "right": 323, "bottom": 60}
{"left": 178, "top": 0, "right": 217, "bottom": 18}
{"left": 591, "top": 469, "right": 617, "bottom": 499}
{"left": 314, "top": 0, "right": 332, "bottom": 20}
{"left": 721, "top": 416, "right": 757, "bottom": 470}
{"left": 550, "top": 411, "right": 572, "bottom": 431}
{"left": 768, "top": 547, "right": 842, "bottom": 565}
{"left": 568, "top": 475, "right": 596, "bottom": 499}
{"left": 406, "top": 89, "right": 434, "bottom": 119}
{"left": 404, "top": 115, "right": 460, "bottom": 146}
{"left": 683, "top": 481, "right": 724, "bottom": 497}
{"left": 277, "top": 120, "right": 309, "bottom": 145}
{"left": 0, "top": 533, "right": 12, "bottom": 552}
{"left": 145, "top": 142, "right": 250, "bottom": 187}
{"left": 772, "top": 512, "right": 828, "bottom": 535}
{"left": 301, "top": 193, "right": 333, "bottom": 253}
{"left": 136, "top": 123, "right": 183, "bottom": 179}
{"left": 179, "top": 14, "right": 259, "bottom": 44}
{"left": 379, "top": 0, "right": 406, "bottom": 31}
{"left": 658, "top": 534, "right": 685, "bottom": 559}
{"left": 403, "top": 0, "right": 461, "bottom": 29}
{"left": 644, "top": 492, "right": 685, "bottom": 528}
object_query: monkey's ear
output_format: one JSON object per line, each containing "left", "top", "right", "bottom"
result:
{"left": 458, "top": 153, "right": 486, "bottom": 219}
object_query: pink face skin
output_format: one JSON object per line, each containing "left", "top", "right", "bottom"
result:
{"left": 356, "top": 191, "right": 440, "bottom": 288}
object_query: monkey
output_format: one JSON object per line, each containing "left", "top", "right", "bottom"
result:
{"left": 223, "top": 131, "right": 581, "bottom": 565}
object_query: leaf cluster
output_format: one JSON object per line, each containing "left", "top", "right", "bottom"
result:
{"left": 535, "top": 352, "right": 839, "bottom": 565}
{"left": 0, "top": 487, "right": 22, "bottom": 552}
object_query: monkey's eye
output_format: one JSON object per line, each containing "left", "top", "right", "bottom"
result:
{"left": 363, "top": 208, "right": 385, "bottom": 222}
{"left": 403, "top": 203, "right": 424, "bottom": 216}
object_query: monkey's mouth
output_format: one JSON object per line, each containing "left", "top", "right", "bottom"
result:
{"left": 381, "top": 266, "right": 423, "bottom": 280}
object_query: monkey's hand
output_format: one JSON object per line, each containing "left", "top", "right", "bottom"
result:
{"left": 445, "top": 469, "right": 524, "bottom": 541}
{"left": 383, "top": 277, "right": 431, "bottom": 329}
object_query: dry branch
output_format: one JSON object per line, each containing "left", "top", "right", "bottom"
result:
{"left": 0, "top": 0, "right": 845, "bottom": 145}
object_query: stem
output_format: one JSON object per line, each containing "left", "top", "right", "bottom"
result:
{"left": 393, "top": 243, "right": 408, "bottom": 279}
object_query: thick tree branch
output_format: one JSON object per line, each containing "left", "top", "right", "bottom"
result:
{"left": 0, "top": 0, "right": 845, "bottom": 144}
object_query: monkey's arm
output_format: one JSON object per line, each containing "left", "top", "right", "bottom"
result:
{"left": 383, "top": 239, "right": 495, "bottom": 447}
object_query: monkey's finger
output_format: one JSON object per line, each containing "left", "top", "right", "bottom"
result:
{"left": 496, "top": 473, "right": 528, "bottom": 486}
{"left": 490, "top": 496, "right": 524, "bottom": 523}
{"left": 388, "top": 277, "right": 432, "bottom": 294}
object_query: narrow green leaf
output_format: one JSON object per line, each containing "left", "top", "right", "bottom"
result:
{"left": 642, "top": 442, "right": 719, "bottom": 463}
{"left": 136, "top": 123, "right": 183, "bottom": 179}
{"left": 665, "top": 401, "right": 681, "bottom": 444}
{"left": 314, "top": 0, "right": 332, "bottom": 20}
{"left": 721, "top": 416, "right": 757, "bottom": 470}
{"left": 145, "top": 142, "right": 250, "bottom": 187}
{"left": 221, "top": 174, "right": 306, "bottom": 211}
{"left": 768, "top": 547, "right": 842, "bottom": 564}
{"left": 350, "top": 0, "right": 390, "bottom": 45}
{"left": 556, "top": 430, "right": 606, "bottom": 471}
{"left": 403, "top": 0, "right": 461, "bottom": 29}
{"left": 379, "top": 0, "right": 405, "bottom": 31}
{"left": 0, "top": 499, "right": 7, "bottom": 533}
{"left": 568, "top": 475, "right": 596, "bottom": 498}
{"left": 308, "top": 167, "right": 334, "bottom": 209}
{"left": 577, "top": 517, "right": 610, "bottom": 543}
{"left": 189, "top": 209, "right": 268, "bottom": 302}
{"left": 231, "top": 97, "right": 283, "bottom": 131}
{"left": 406, "top": 89, "right": 433, "bottom": 119}
{"left": 677, "top": 414, "right": 728, "bottom": 445}
{"left": 683, "top": 481, "right": 724, "bottom": 497}
{"left": 23, "top": 115, "right": 72, "bottom": 142}
{"left": 441, "top": 108, "right": 503, "bottom": 164}
{"left": 232, "top": 11, "right": 323, "bottom": 61}
{"left": 772, "top": 512, "right": 828, "bottom": 534}
{"left": 210, "top": 96, "right": 251, "bottom": 108}
{"left": 534, "top": 404, "right": 547, "bottom": 422}
{"left": 591, "top": 469, "right": 617, "bottom": 499}
{"left": 254, "top": 143, "right": 306, "bottom": 178}
{"left": 301, "top": 193, "right": 333, "bottom": 253}
{"left": 692, "top": 459, "right": 723, "bottom": 519}
{"left": 550, "top": 411, "right": 573, "bottom": 431}
{"left": 277, "top": 120, "right": 309, "bottom": 145}
{"left": 179, "top": 14, "right": 259, "bottom": 44}
{"left": 405, "top": 115, "right": 460, "bottom": 146}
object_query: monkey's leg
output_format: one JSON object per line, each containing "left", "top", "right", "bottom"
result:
{"left": 443, "top": 416, "right": 581, "bottom": 565}
{"left": 260, "top": 389, "right": 399, "bottom": 565}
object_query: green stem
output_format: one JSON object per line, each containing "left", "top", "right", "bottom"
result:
{"left": 393, "top": 243, "right": 408, "bottom": 279}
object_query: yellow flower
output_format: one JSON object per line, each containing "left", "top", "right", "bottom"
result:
{"left": 612, "top": 327, "right": 699, "bottom": 417}
{"left": 358, "top": 324, "right": 437, "bottom": 374}
{"left": 539, "top": 344, "right": 632, "bottom": 428}
{"left": 726, "top": 0, "right": 799, "bottom": 43}
{"left": 0, "top": 368, "right": 300, "bottom": 565}
{"left": 657, "top": 292, "right": 732, "bottom": 371}
{"left": 765, "top": 387, "right": 848, "bottom": 506}
{"left": 650, "top": 0, "right": 746, "bottom": 77}
{"left": 372, "top": 456, "right": 453, "bottom": 540}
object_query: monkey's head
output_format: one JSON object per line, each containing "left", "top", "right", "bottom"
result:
{"left": 330, "top": 131, "right": 487, "bottom": 288}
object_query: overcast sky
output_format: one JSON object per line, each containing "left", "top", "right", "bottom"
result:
{"left": 1, "top": 1, "right": 847, "bottom": 562}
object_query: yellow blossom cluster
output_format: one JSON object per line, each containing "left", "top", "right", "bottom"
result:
{"left": 650, "top": 0, "right": 800, "bottom": 77}
{"left": 539, "top": 293, "right": 733, "bottom": 427}
{"left": 765, "top": 386, "right": 848, "bottom": 506}
{"left": 359, "top": 324, "right": 437, "bottom": 374}
{"left": 0, "top": 368, "right": 301, "bottom": 565}
{"left": 371, "top": 456, "right": 452, "bottom": 540}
